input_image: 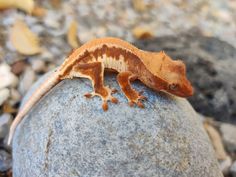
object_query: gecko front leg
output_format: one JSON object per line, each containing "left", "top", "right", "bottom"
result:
{"left": 72, "top": 61, "right": 118, "bottom": 111}
{"left": 117, "top": 71, "right": 147, "bottom": 108}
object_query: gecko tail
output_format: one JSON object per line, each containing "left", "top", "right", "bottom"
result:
{"left": 7, "top": 71, "right": 61, "bottom": 146}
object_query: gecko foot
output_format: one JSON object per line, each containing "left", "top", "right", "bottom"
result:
{"left": 101, "top": 87, "right": 118, "bottom": 111}
{"left": 117, "top": 71, "right": 147, "bottom": 109}
{"left": 128, "top": 93, "right": 147, "bottom": 108}
{"left": 84, "top": 86, "right": 118, "bottom": 111}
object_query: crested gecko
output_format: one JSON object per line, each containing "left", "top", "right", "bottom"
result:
{"left": 8, "top": 37, "right": 194, "bottom": 145}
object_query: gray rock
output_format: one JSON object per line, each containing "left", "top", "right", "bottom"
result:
{"left": 135, "top": 33, "right": 236, "bottom": 123}
{"left": 13, "top": 73, "right": 222, "bottom": 177}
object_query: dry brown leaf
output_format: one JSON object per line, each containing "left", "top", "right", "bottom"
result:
{"left": 3, "top": 102, "right": 17, "bottom": 113}
{"left": 67, "top": 20, "right": 80, "bottom": 48}
{"left": 50, "top": 0, "right": 61, "bottom": 8}
{"left": 132, "top": 26, "right": 154, "bottom": 39}
{"left": 204, "top": 122, "right": 228, "bottom": 160}
{"left": 132, "top": 0, "right": 147, "bottom": 12}
{"left": 0, "top": 0, "right": 34, "bottom": 14}
{"left": 10, "top": 20, "right": 42, "bottom": 55}
{"left": 32, "top": 6, "right": 47, "bottom": 17}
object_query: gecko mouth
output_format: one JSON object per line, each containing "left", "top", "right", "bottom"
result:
{"left": 180, "top": 81, "right": 194, "bottom": 97}
{"left": 171, "top": 79, "right": 194, "bottom": 98}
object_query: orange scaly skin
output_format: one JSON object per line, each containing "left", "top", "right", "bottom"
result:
{"left": 8, "top": 37, "right": 194, "bottom": 145}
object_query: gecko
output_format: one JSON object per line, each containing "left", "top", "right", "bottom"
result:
{"left": 7, "top": 37, "right": 194, "bottom": 145}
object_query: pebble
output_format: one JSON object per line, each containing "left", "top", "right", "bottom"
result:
{"left": 0, "top": 63, "right": 18, "bottom": 89}
{"left": 9, "top": 88, "right": 21, "bottom": 105}
{"left": 43, "top": 11, "right": 61, "bottom": 29}
{"left": 220, "top": 123, "right": 236, "bottom": 153}
{"left": 30, "top": 59, "right": 46, "bottom": 73}
{"left": 40, "top": 49, "right": 54, "bottom": 62}
{"left": 31, "top": 24, "right": 45, "bottom": 35}
{"left": 76, "top": 3, "right": 91, "bottom": 16}
{"left": 18, "top": 67, "right": 36, "bottom": 95}
{"left": 11, "top": 61, "right": 27, "bottom": 75}
{"left": 219, "top": 156, "right": 232, "bottom": 175}
{"left": 230, "top": 161, "right": 236, "bottom": 177}
{"left": 0, "top": 150, "right": 12, "bottom": 172}
{"left": 0, "top": 89, "right": 10, "bottom": 106}
{"left": 0, "top": 114, "right": 12, "bottom": 139}
{"left": 79, "top": 30, "right": 95, "bottom": 44}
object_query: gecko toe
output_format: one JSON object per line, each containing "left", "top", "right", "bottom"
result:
{"left": 84, "top": 92, "right": 94, "bottom": 98}
{"left": 102, "top": 101, "right": 108, "bottom": 111}
{"left": 138, "top": 91, "right": 144, "bottom": 96}
{"left": 127, "top": 92, "right": 146, "bottom": 108}
{"left": 137, "top": 101, "right": 145, "bottom": 108}
{"left": 111, "top": 88, "right": 118, "bottom": 94}
{"left": 111, "top": 97, "right": 118, "bottom": 104}
{"left": 139, "top": 95, "right": 147, "bottom": 100}
{"left": 129, "top": 101, "right": 135, "bottom": 107}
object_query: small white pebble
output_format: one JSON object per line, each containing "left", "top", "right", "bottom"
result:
{"left": 18, "top": 67, "right": 36, "bottom": 95}
{"left": 30, "top": 59, "right": 46, "bottom": 73}
{"left": 0, "top": 89, "right": 10, "bottom": 106}
{"left": 10, "top": 88, "right": 21, "bottom": 103}
{"left": 0, "top": 63, "right": 18, "bottom": 89}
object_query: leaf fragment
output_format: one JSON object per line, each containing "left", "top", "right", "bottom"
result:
{"left": 204, "top": 121, "right": 228, "bottom": 160}
{"left": 50, "top": 0, "right": 61, "bottom": 8}
{"left": 10, "top": 20, "right": 42, "bottom": 55}
{"left": 0, "top": 0, "right": 35, "bottom": 14}
{"left": 67, "top": 20, "right": 80, "bottom": 48}
{"left": 132, "top": 26, "right": 154, "bottom": 39}
{"left": 3, "top": 102, "right": 17, "bottom": 113}
{"left": 32, "top": 6, "right": 47, "bottom": 17}
{"left": 132, "top": 0, "right": 147, "bottom": 12}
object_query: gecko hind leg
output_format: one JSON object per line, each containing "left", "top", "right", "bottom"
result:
{"left": 117, "top": 71, "right": 147, "bottom": 108}
{"left": 73, "top": 62, "right": 118, "bottom": 111}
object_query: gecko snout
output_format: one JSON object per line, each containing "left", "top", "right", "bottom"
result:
{"left": 179, "top": 78, "right": 194, "bottom": 97}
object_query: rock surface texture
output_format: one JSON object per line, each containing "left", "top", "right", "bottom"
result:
{"left": 13, "top": 73, "right": 222, "bottom": 177}
{"left": 135, "top": 33, "right": 236, "bottom": 123}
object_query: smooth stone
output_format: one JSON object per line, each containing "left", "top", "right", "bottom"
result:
{"left": 230, "top": 161, "right": 236, "bottom": 177}
{"left": 220, "top": 123, "right": 236, "bottom": 153}
{"left": 13, "top": 73, "right": 223, "bottom": 177}
{"left": 0, "top": 89, "right": 10, "bottom": 106}
{"left": 0, "top": 63, "right": 18, "bottom": 90}
{"left": 0, "top": 150, "right": 12, "bottom": 172}
{"left": 0, "top": 114, "right": 12, "bottom": 139}
{"left": 18, "top": 67, "right": 36, "bottom": 95}
{"left": 9, "top": 88, "right": 21, "bottom": 105}
{"left": 30, "top": 59, "right": 46, "bottom": 73}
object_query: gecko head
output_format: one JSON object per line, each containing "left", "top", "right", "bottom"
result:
{"left": 163, "top": 60, "right": 194, "bottom": 97}
{"left": 139, "top": 51, "right": 194, "bottom": 97}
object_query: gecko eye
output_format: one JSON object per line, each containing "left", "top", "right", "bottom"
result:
{"left": 169, "top": 83, "right": 179, "bottom": 91}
